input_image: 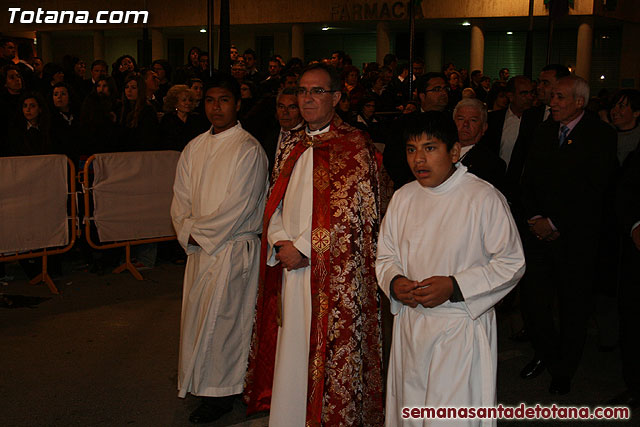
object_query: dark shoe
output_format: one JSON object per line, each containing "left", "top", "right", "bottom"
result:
{"left": 189, "top": 397, "right": 233, "bottom": 424}
{"left": 520, "top": 358, "right": 545, "bottom": 379}
{"left": 549, "top": 377, "right": 571, "bottom": 395}
{"left": 510, "top": 328, "right": 529, "bottom": 342}
{"left": 607, "top": 390, "right": 640, "bottom": 408}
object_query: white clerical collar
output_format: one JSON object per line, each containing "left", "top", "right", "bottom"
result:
{"left": 210, "top": 121, "right": 240, "bottom": 137}
{"left": 306, "top": 121, "right": 331, "bottom": 136}
{"left": 420, "top": 163, "right": 467, "bottom": 195}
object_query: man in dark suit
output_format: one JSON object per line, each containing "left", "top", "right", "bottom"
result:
{"left": 484, "top": 75, "right": 535, "bottom": 165}
{"left": 504, "top": 65, "right": 570, "bottom": 205}
{"left": 453, "top": 98, "right": 506, "bottom": 190}
{"left": 519, "top": 75, "right": 617, "bottom": 394}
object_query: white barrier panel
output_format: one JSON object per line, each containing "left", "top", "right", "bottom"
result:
{"left": 91, "top": 151, "right": 180, "bottom": 242}
{"left": 0, "top": 155, "right": 69, "bottom": 253}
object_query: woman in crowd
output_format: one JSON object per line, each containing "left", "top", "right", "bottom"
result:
{"left": 50, "top": 82, "right": 81, "bottom": 163}
{"left": 335, "top": 91, "right": 354, "bottom": 123}
{"left": 342, "top": 65, "right": 366, "bottom": 110}
{"left": 152, "top": 59, "right": 172, "bottom": 103}
{"left": 118, "top": 72, "right": 159, "bottom": 151}
{"left": 160, "top": 85, "right": 209, "bottom": 151}
{"left": 39, "top": 63, "right": 65, "bottom": 97}
{"left": 610, "top": 89, "right": 640, "bottom": 166}
{"left": 353, "top": 95, "right": 383, "bottom": 143}
{"left": 7, "top": 92, "right": 51, "bottom": 156}
{"left": 238, "top": 80, "right": 257, "bottom": 121}
{"left": 112, "top": 54, "right": 138, "bottom": 92}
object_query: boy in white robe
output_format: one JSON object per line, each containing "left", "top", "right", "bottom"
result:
{"left": 376, "top": 112, "right": 525, "bottom": 426}
{"left": 171, "top": 76, "right": 268, "bottom": 424}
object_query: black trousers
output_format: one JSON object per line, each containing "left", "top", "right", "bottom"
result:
{"left": 519, "top": 231, "right": 596, "bottom": 380}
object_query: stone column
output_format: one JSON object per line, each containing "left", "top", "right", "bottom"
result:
{"left": 93, "top": 30, "right": 105, "bottom": 60}
{"left": 469, "top": 23, "right": 484, "bottom": 73}
{"left": 37, "top": 32, "right": 52, "bottom": 64}
{"left": 575, "top": 18, "right": 593, "bottom": 81}
{"left": 291, "top": 24, "right": 304, "bottom": 60}
{"left": 425, "top": 29, "right": 442, "bottom": 73}
{"left": 151, "top": 28, "right": 166, "bottom": 61}
{"left": 376, "top": 21, "right": 391, "bottom": 65}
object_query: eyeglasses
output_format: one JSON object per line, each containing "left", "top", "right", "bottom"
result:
{"left": 425, "top": 86, "right": 446, "bottom": 93}
{"left": 296, "top": 87, "right": 339, "bottom": 97}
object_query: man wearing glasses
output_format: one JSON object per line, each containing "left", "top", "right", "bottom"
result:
{"left": 246, "top": 63, "right": 384, "bottom": 426}
{"left": 384, "top": 72, "right": 450, "bottom": 189}
{"left": 417, "top": 72, "right": 449, "bottom": 113}
{"left": 268, "top": 87, "right": 304, "bottom": 180}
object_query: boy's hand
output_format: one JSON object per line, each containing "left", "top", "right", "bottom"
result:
{"left": 413, "top": 276, "right": 453, "bottom": 308}
{"left": 391, "top": 276, "right": 419, "bottom": 308}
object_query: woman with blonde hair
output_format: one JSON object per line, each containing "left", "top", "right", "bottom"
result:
{"left": 160, "top": 84, "right": 209, "bottom": 151}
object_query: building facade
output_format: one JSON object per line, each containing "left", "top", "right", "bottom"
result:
{"left": 1, "top": 0, "right": 638, "bottom": 88}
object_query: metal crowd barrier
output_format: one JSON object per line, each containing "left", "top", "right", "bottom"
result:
{"left": 79, "top": 151, "right": 179, "bottom": 281}
{"left": 0, "top": 156, "right": 78, "bottom": 294}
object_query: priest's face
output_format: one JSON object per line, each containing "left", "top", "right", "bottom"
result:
{"left": 406, "top": 134, "right": 460, "bottom": 188}
{"left": 297, "top": 68, "right": 340, "bottom": 130}
{"left": 205, "top": 87, "right": 240, "bottom": 134}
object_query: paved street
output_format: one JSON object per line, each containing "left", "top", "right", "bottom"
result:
{"left": 0, "top": 257, "right": 636, "bottom": 426}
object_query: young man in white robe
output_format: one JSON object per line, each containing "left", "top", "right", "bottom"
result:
{"left": 171, "top": 75, "right": 268, "bottom": 424}
{"left": 376, "top": 112, "right": 525, "bottom": 426}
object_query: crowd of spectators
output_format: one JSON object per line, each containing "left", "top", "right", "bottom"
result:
{"left": 3, "top": 38, "right": 635, "bottom": 168}
{"left": 1, "top": 37, "right": 638, "bottom": 249}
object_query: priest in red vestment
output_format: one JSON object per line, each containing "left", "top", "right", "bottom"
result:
{"left": 245, "top": 63, "right": 384, "bottom": 426}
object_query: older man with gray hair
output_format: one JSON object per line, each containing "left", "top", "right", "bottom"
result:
{"left": 519, "top": 75, "right": 617, "bottom": 395}
{"left": 453, "top": 97, "right": 506, "bottom": 189}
